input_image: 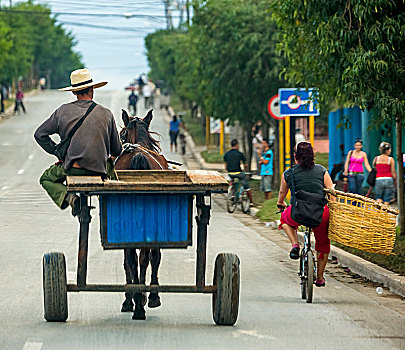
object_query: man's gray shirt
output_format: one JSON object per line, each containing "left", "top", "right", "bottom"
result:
{"left": 34, "top": 100, "right": 122, "bottom": 174}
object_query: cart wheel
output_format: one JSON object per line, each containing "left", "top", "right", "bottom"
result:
{"left": 43, "top": 252, "right": 68, "bottom": 322}
{"left": 212, "top": 253, "right": 240, "bottom": 326}
{"left": 306, "top": 251, "right": 314, "bottom": 304}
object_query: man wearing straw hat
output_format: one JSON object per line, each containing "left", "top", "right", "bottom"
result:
{"left": 34, "top": 68, "right": 122, "bottom": 216}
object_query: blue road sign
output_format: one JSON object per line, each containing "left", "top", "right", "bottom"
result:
{"left": 278, "top": 88, "right": 320, "bottom": 116}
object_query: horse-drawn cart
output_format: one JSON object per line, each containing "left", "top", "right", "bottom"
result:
{"left": 42, "top": 170, "right": 240, "bottom": 325}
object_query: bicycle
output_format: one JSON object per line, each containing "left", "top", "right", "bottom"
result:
{"left": 277, "top": 205, "right": 316, "bottom": 303}
{"left": 227, "top": 175, "right": 250, "bottom": 214}
{"left": 298, "top": 226, "right": 316, "bottom": 303}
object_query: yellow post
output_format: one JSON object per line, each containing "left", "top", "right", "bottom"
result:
{"left": 279, "top": 119, "right": 284, "bottom": 180}
{"left": 284, "top": 116, "right": 292, "bottom": 201}
{"left": 206, "top": 115, "right": 210, "bottom": 150}
{"left": 220, "top": 120, "right": 225, "bottom": 155}
{"left": 309, "top": 115, "right": 315, "bottom": 147}
{"left": 285, "top": 115, "right": 291, "bottom": 170}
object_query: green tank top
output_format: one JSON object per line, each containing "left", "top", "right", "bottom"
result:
{"left": 284, "top": 164, "right": 326, "bottom": 195}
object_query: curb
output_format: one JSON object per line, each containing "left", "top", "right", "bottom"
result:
{"left": 168, "top": 102, "right": 405, "bottom": 298}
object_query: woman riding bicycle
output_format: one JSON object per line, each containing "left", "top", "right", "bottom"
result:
{"left": 277, "top": 141, "right": 334, "bottom": 287}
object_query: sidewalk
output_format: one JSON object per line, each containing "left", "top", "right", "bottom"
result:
{"left": 167, "top": 103, "right": 405, "bottom": 298}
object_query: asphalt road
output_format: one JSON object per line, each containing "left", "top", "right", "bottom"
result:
{"left": 0, "top": 90, "right": 404, "bottom": 350}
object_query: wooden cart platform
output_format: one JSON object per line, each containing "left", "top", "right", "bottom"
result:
{"left": 42, "top": 170, "right": 240, "bottom": 326}
{"left": 66, "top": 170, "right": 228, "bottom": 194}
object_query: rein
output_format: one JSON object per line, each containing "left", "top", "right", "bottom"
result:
{"left": 115, "top": 143, "right": 164, "bottom": 170}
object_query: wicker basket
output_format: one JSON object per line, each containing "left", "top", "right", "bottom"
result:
{"left": 325, "top": 189, "right": 398, "bottom": 255}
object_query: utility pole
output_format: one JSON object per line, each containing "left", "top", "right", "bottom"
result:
{"left": 186, "top": 0, "right": 190, "bottom": 26}
{"left": 163, "top": 0, "right": 173, "bottom": 30}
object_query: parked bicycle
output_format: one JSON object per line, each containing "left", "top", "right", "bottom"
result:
{"left": 227, "top": 174, "right": 250, "bottom": 214}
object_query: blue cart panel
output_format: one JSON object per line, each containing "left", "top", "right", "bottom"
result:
{"left": 99, "top": 194, "right": 193, "bottom": 249}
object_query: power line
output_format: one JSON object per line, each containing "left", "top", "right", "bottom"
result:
{"left": 0, "top": 8, "right": 179, "bottom": 19}
{"left": 60, "top": 21, "right": 163, "bottom": 32}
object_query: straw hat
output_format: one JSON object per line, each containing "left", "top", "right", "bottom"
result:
{"left": 58, "top": 68, "right": 107, "bottom": 92}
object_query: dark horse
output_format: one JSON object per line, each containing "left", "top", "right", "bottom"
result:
{"left": 115, "top": 109, "right": 169, "bottom": 320}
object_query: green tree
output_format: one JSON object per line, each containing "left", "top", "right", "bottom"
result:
{"left": 0, "top": 1, "right": 82, "bottom": 88}
{"left": 146, "top": 0, "right": 286, "bottom": 168}
{"left": 272, "top": 0, "right": 405, "bottom": 233}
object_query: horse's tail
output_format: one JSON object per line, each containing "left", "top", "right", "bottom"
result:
{"left": 130, "top": 153, "right": 151, "bottom": 170}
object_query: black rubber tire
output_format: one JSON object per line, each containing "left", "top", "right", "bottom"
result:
{"left": 227, "top": 187, "right": 237, "bottom": 213}
{"left": 241, "top": 191, "right": 250, "bottom": 214}
{"left": 300, "top": 255, "right": 306, "bottom": 300}
{"left": 43, "top": 252, "right": 68, "bottom": 322}
{"left": 306, "top": 251, "right": 314, "bottom": 303}
{"left": 212, "top": 253, "right": 240, "bottom": 326}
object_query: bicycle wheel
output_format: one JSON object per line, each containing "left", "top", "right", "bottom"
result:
{"left": 241, "top": 190, "right": 250, "bottom": 214}
{"left": 300, "top": 253, "right": 306, "bottom": 300}
{"left": 227, "top": 186, "right": 237, "bottom": 213}
{"left": 306, "top": 250, "right": 314, "bottom": 303}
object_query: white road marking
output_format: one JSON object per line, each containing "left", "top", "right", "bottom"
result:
{"left": 22, "top": 342, "right": 43, "bottom": 350}
{"left": 1, "top": 186, "right": 9, "bottom": 190}
{"left": 233, "top": 330, "right": 277, "bottom": 340}
{"left": 1, "top": 142, "right": 11, "bottom": 146}
{"left": 17, "top": 169, "right": 25, "bottom": 175}
{"left": 28, "top": 154, "right": 34, "bottom": 160}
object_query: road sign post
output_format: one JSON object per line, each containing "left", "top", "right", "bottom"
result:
{"left": 309, "top": 115, "right": 315, "bottom": 146}
{"left": 279, "top": 87, "right": 319, "bottom": 152}
{"left": 285, "top": 115, "right": 291, "bottom": 170}
{"left": 279, "top": 119, "right": 284, "bottom": 178}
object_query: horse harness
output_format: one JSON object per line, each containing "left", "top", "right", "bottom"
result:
{"left": 114, "top": 143, "right": 165, "bottom": 170}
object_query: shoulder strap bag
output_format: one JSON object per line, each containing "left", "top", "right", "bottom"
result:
{"left": 367, "top": 156, "right": 378, "bottom": 187}
{"left": 290, "top": 167, "right": 327, "bottom": 228}
{"left": 53, "top": 102, "right": 97, "bottom": 161}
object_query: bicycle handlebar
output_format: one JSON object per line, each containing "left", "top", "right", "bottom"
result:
{"left": 276, "top": 204, "right": 286, "bottom": 214}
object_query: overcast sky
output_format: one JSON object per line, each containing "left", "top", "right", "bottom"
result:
{"left": 30, "top": 0, "right": 182, "bottom": 89}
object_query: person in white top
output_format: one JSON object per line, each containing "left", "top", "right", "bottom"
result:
{"left": 142, "top": 84, "right": 152, "bottom": 108}
{"left": 295, "top": 128, "right": 306, "bottom": 143}
{"left": 252, "top": 129, "right": 263, "bottom": 175}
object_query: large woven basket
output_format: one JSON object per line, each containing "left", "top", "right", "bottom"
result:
{"left": 325, "top": 189, "right": 398, "bottom": 255}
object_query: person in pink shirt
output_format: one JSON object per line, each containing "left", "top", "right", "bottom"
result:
{"left": 343, "top": 139, "right": 372, "bottom": 194}
{"left": 13, "top": 87, "right": 26, "bottom": 114}
{"left": 374, "top": 142, "right": 396, "bottom": 205}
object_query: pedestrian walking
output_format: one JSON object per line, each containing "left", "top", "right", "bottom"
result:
{"left": 34, "top": 68, "right": 122, "bottom": 216}
{"left": 295, "top": 128, "right": 306, "bottom": 143}
{"left": 374, "top": 142, "right": 397, "bottom": 205}
{"left": 128, "top": 91, "right": 138, "bottom": 116}
{"left": 0, "top": 86, "right": 4, "bottom": 113}
{"left": 143, "top": 83, "right": 152, "bottom": 109}
{"left": 169, "top": 115, "right": 181, "bottom": 152}
{"left": 258, "top": 138, "right": 274, "bottom": 200}
{"left": 179, "top": 134, "right": 186, "bottom": 155}
{"left": 14, "top": 87, "right": 26, "bottom": 114}
{"left": 252, "top": 127, "right": 263, "bottom": 175}
{"left": 343, "top": 139, "right": 372, "bottom": 194}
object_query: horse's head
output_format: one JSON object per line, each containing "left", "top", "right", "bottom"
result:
{"left": 120, "top": 109, "right": 161, "bottom": 152}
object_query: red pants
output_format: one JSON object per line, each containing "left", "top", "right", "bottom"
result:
{"left": 280, "top": 205, "right": 330, "bottom": 254}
